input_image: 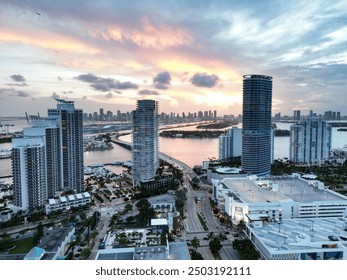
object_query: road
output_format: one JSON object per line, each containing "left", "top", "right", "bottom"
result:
{"left": 159, "top": 152, "right": 239, "bottom": 260}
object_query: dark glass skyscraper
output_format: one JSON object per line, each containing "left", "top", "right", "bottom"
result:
{"left": 242, "top": 74, "right": 272, "bottom": 176}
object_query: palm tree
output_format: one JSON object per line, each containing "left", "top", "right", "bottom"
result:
{"left": 207, "top": 232, "right": 215, "bottom": 240}
{"left": 209, "top": 236, "right": 222, "bottom": 254}
{"left": 191, "top": 237, "right": 200, "bottom": 249}
{"left": 191, "top": 250, "right": 204, "bottom": 260}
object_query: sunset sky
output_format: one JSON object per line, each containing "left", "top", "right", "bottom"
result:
{"left": 1, "top": 0, "right": 347, "bottom": 117}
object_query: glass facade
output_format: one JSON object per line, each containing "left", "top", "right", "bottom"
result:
{"left": 132, "top": 100, "right": 159, "bottom": 186}
{"left": 242, "top": 74, "right": 272, "bottom": 176}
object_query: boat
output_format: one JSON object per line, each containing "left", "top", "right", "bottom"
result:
{"left": 112, "top": 160, "right": 123, "bottom": 165}
{"left": 84, "top": 167, "right": 94, "bottom": 175}
{"left": 90, "top": 163, "right": 104, "bottom": 168}
{"left": 0, "top": 154, "right": 11, "bottom": 159}
{"left": 122, "top": 161, "right": 133, "bottom": 168}
{"left": 0, "top": 147, "right": 11, "bottom": 159}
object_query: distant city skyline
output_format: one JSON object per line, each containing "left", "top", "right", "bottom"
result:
{"left": 1, "top": 1, "right": 347, "bottom": 116}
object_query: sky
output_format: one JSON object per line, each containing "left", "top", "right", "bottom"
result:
{"left": 1, "top": 0, "right": 347, "bottom": 117}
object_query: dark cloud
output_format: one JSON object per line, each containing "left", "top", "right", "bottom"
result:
{"left": 117, "top": 81, "right": 138, "bottom": 90}
{"left": 75, "top": 73, "right": 99, "bottom": 83}
{"left": 153, "top": 71, "right": 171, "bottom": 90}
{"left": 75, "top": 73, "right": 138, "bottom": 92}
{"left": 0, "top": 88, "right": 30, "bottom": 98}
{"left": 16, "top": 90, "right": 30, "bottom": 97}
{"left": 58, "top": 76, "right": 63, "bottom": 81}
{"left": 105, "top": 93, "right": 113, "bottom": 99}
{"left": 6, "top": 82, "right": 28, "bottom": 87}
{"left": 8, "top": 74, "right": 28, "bottom": 86}
{"left": 190, "top": 73, "right": 219, "bottom": 88}
{"left": 10, "top": 74, "right": 26, "bottom": 82}
{"left": 138, "top": 89, "right": 160, "bottom": 96}
{"left": 52, "top": 92, "right": 60, "bottom": 99}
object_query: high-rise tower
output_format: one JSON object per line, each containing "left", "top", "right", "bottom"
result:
{"left": 48, "top": 99, "right": 84, "bottom": 193}
{"left": 290, "top": 117, "right": 331, "bottom": 164}
{"left": 12, "top": 117, "right": 61, "bottom": 211}
{"left": 22, "top": 118, "right": 62, "bottom": 198}
{"left": 12, "top": 100, "right": 84, "bottom": 211}
{"left": 242, "top": 74, "right": 273, "bottom": 176}
{"left": 219, "top": 127, "right": 242, "bottom": 161}
{"left": 132, "top": 100, "right": 159, "bottom": 186}
{"left": 12, "top": 137, "right": 47, "bottom": 210}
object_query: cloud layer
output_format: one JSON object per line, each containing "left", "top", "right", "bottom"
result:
{"left": 0, "top": 1, "right": 347, "bottom": 115}
{"left": 75, "top": 73, "right": 138, "bottom": 92}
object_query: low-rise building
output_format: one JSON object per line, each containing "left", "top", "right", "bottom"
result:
{"left": 45, "top": 192, "right": 91, "bottom": 214}
{"left": 24, "top": 227, "right": 75, "bottom": 260}
{"left": 207, "top": 166, "right": 246, "bottom": 183}
{"left": 148, "top": 194, "right": 175, "bottom": 213}
{"left": 212, "top": 174, "right": 347, "bottom": 223}
{"left": 246, "top": 218, "right": 347, "bottom": 260}
{"left": 95, "top": 227, "right": 190, "bottom": 260}
{"left": 0, "top": 209, "right": 12, "bottom": 223}
{"left": 167, "top": 211, "right": 181, "bottom": 231}
{"left": 332, "top": 145, "right": 347, "bottom": 163}
{"left": 151, "top": 218, "right": 168, "bottom": 233}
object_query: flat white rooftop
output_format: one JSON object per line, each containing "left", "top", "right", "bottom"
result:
{"left": 148, "top": 194, "right": 175, "bottom": 204}
{"left": 151, "top": 218, "right": 168, "bottom": 226}
{"left": 221, "top": 177, "right": 347, "bottom": 203}
{"left": 248, "top": 218, "right": 347, "bottom": 253}
{"left": 215, "top": 167, "right": 242, "bottom": 174}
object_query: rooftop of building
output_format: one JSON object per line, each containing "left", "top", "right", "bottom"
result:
{"left": 96, "top": 243, "right": 190, "bottom": 260}
{"left": 243, "top": 74, "right": 272, "bottom": 80}
{"left": 218, "top": 176, "right": 347, "bottom": 204}
{"left": 148, "top": 194, "right": 175, "bottom": 204}
{"left": 103, "top": 228, "right": 162, "bottom": 249}
{"left": 168, "top": 242, "right": 191, "bottom": 260}
{"left": 47, "top": 192, "right": 91, "bottom": 205}
{"left": 96, "top": 245, "right": 167, "bottom": 260}
{"left": 38, "top": 227, "right": 74, "bottom": 257}
{"left": 25, "top": 247, "right": 45, "bottom": 260}
{"left": 214, "top": 167, "right": 243, "bottom": 174}
{"left": 247, "top": 218, "right": 347, "bottom": 254}
{"left": 151, "top": 218, "right": 168, "bottom": 226}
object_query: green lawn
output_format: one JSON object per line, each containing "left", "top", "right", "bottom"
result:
{"left": 9, "top": 237, "right": 34, "bottom": 254}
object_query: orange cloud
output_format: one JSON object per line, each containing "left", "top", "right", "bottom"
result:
{"left": 0, "top": 28, "right": 99, "bottom": 54}
{"left": 89, "top": 16, "right": 193, "bottom": 49}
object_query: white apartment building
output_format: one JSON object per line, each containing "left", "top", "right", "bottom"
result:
{"left": 12, "top": 100, "right": 84, "bottom": 212}
{"left": 22, "top": 118, "right": 62, "bottom": 198}
{"left": 45, "top": 192, "right": 91, "bottom": 214}
{"left": 290, "top": 117, "right": 332, "bottom": 164}
{"left": 218, "top": 126, "right": 242, "bottom": 161}
{"left": 12, "top": 136, "right": 47, "bottom": 211}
